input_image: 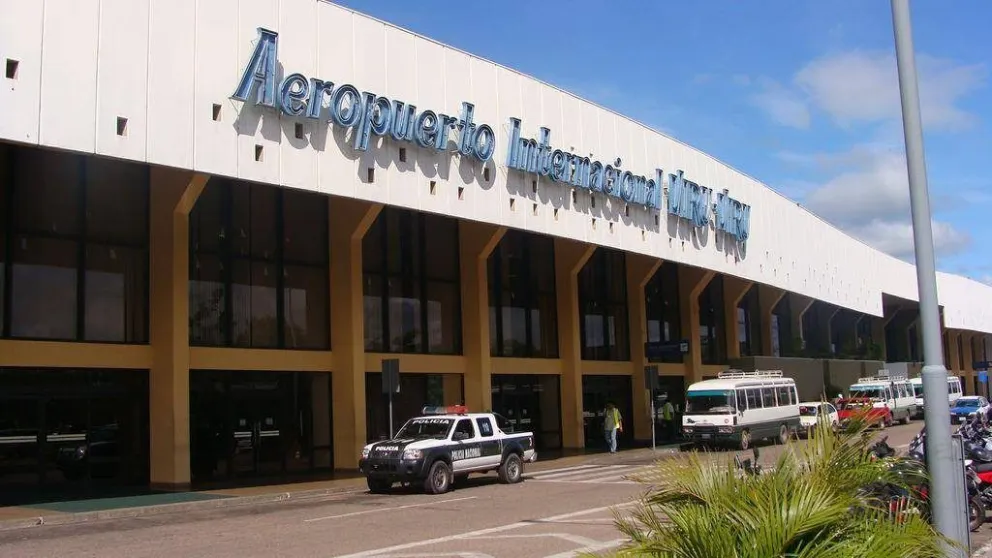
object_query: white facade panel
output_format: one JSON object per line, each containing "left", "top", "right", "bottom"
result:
{"left": 95, "top": 0, "right": 150, "bottom": 161}
{"left": 147, "top": 0, "right": 196, "bottom": 169}
{"left": 0, "top": 0, "right": 44, "bottom": 144}
{"left": 193, "top": 0, "right": 239, "bottom": 177}
{"left": 38, "top": 0, "right": 100, "bottom": 152}
{"left": 2, "top": 0, "right": 992, "bottom": 333}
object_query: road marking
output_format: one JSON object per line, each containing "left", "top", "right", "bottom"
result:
{"left": 529, "top": 465, "right": 632, "bottom": 480}
{"left": 306, "top": 496, "right": 476, "bottom": 522}
{"left": 523, "top": 464, "right": 601, "bottom": 476}
{"left": 332, "top": 502, "right": 638, "bottom": 557}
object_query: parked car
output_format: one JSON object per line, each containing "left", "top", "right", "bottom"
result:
{"left": 950, "top": 396, "right": 991, "bottom": 425}
{"left": 798, "top": 402, "right": 839, "bottom": 436}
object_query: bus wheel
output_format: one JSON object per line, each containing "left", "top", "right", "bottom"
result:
{"left": 777, "top": 424, "right": 789, "bottom": 445}
{"left": 740, "top": 430, "right": 751, "bottom": 450}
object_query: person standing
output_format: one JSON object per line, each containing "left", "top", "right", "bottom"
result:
{"left": 661, "top": 397, "right": 676, "bottom": 441}
{"left": 603, "top": 402, "right": 623, "bottom": 454}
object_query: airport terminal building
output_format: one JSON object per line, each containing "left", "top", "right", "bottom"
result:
{"left": 3, "top": 0, "right": 992, "bottom": 498}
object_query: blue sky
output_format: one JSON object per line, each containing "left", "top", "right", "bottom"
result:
{"left": 333, "top": 0, "right": 990, "bottom": 281}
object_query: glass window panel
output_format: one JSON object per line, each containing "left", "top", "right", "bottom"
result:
{"left": 11, "top": 236, "right": 78, "bottom": 339}
{"left": 362, "top": 216, "right": 383, "bottom": 273}
{"left": 190, "top": 180, "right": 224, "bottom": 254}
{"left": 85, "top": 158, "right": 148, "bottom": 246}
{"left": 363, "top": 274, "right": 385, "bottom": 351}
{"left": 501, "top": 296, "right": 528, "bottom": 357}
{"left": 189, "top": 253, "right": 225, "bottom": 345}
{"left": 250, "top": 185, "right": 278, "bottom": 260}
{"left": 84, "top": 244, "right": 147, "bottom": 343}
{"left": 385, "top": 210, "right": 403, "bottom": 275}
{"left": 536, "top": 293, "right": 559, "bottom": 358}
{"left": 531, "top": 235, "right": 556, "bottom": 294}
{"left": 425, "top": 281, "right": 459, "bottom": 353}
{"left": 283, "top": 189, "right": 327, "bottom": 264}
{"left": 14, "top": 148, "right": 82, "bottom": 236}
{"left": 0, "top": 146, "right": 7, "bottom": 331}
{"left": 230, "top": 260, "right": 278, "bottom": 348}
{"left": 282, "top": 264, "right": 329, "bottom": 349}
{"left": 423, "top": 214, "right": 458, "bottom": 281}
{"left": 388, "top": 277, "right": 421, "bottom": 353}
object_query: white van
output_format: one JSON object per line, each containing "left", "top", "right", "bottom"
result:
{"left": 909, "top": 375, "right": 963, "bottom": 418}
{"left": 848, "top": 371, "right": 916, "bottom": 426}
{"left": 682, "top": 369, "right": 801, "bottom": 450}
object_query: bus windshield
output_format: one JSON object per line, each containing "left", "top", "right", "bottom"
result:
{"left": 686, "top": 390, "right": 736, "bottom": 414}
{"left": 850, "top": 385, "right": 887, "bottom": 400}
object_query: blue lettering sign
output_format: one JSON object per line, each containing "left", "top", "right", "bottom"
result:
{"left": 232, "top": 27, "right": 753, "bottom": 241}
{"left": 504, "top": 118, "right": 662, "bottom": 210}
{"left": 232, "top": 28, "right": 493, "bottom": 164}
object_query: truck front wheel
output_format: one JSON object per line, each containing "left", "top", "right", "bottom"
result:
{"left": 498, "top": 453, "right": 523, "bottom": 484}
{"left": 424, "top": 461, "right": 452, "bottom": 494}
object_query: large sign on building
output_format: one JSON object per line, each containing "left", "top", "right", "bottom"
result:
{"left": 232, "top": 27, "right": 751, "bottom": 243}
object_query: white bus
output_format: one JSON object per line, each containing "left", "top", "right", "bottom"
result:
{"left": 848, "top": 371, "right": 916, "bottom": 425}
{"left": 682, "top": 369, "right": 801, "bottom": 450}
{"left": 909, "top": 375, "right": 963, "bottom": 418}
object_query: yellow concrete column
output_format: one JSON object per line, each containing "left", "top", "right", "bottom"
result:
{"left": 948, "top": 330, "right": 962, "bottom": 374}
{"left": 442, "top": 374, "right": 464, "bottom": 406}
{"left": 148, "top": 168, "right": 207, "bottom": 490}
{"left": 459, "top": 222, "right": 506, "bottom": 412}
{"left": 329, "top": 198, "right": 382, "bottom": 470}
{"left": 871, "top": 316, "right": 888, "bottom": 361}
{"left": 678, "top": 266, "right": 715, "bottom": 384}
{"left": 757, "top": 285, "right": 786, "bottom": 356}
{"left": 788, "top": 293, "right": 814, "bottom": 354}
{"left": 722, "top": 277, "right": 753, "bottom": 360}
{"left": 964, "top": 332, "right": 976, "bottom": 395}
{"left": 555, "top": 238, "right": 596, "bottom": 449}
{"left": 626, "top": 254, "right": 662, "bottom": 443}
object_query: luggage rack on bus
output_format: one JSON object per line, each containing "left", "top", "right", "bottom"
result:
{"left": 717, "top": 369, "right": 784, "bottom": 379}
{"left": 856, "top": 369, "right": 908, "bottom": 384}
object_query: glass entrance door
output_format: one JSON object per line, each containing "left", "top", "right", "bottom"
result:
{"left": 582, "top": 375, "right": 633, "bottom": 450}
{"left": 230, "top": 391, "right": 285, "bottom": 477}
{"left": 491, "top": 375, "right": 562, "bottom": 451}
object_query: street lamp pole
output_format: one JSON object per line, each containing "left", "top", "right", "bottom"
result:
{"left": 889, "top": 0, "right": 967, "bottom": 554}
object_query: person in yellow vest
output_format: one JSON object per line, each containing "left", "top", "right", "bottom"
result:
{"left": 603, "top": 402, "right": 623, "bottom": 453}
{"left": 660, "top": 397, "right": 675, "bottom": 441}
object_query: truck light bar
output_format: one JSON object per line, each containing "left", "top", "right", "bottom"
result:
{"left": 421, "top": 405, "right": 468, "bottom": 416}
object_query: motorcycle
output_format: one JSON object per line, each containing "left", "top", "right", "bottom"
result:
{"left": 911, "top": 425, "right": 986, "bottom": 531}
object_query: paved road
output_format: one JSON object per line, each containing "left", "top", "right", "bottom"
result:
{"left": 1, "top": 422, "right": 988, "bottom": 557}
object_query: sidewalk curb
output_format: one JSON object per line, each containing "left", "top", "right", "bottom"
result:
{"left": 0, "top": 483, "right": 365, "bottom": 532}
{"left": 0, "top": 446, "right": 678, "bottom": 533}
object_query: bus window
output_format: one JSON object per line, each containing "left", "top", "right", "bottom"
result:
{"left": 746, "top": 389, "right": 760, "bottom": 409}
{"left": 776, "top": 386, "right": 792, "bottom": 406}
{"left": 761, "top": 388, "right": 776, "bottom": 407}
{"left": 736, "top": 389, "right": 748, "bottom": 411}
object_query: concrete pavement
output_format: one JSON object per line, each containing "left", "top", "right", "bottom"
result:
{"left": 2, "top": 423, "right": 991, "bottom": 557}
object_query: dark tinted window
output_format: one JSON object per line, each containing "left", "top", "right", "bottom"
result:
{"left": 476, "top": 417, "right": 494, "bottom": 437}
{"left": 455, "top": 419, "right": 474, "bottom": 439}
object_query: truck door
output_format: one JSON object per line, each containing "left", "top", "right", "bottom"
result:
{"left": 450, "top": 419, "right": 484, "bottom": 472}
{"left": 474, "top": 416, "right": 502, "bottom": 468}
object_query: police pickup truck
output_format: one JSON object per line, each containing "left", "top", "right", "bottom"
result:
{"left": 359, "top": 405, "right": 537, "bottom": 494}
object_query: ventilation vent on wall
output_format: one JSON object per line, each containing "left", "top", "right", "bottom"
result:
{"left": 116, "top": 117, "right": 128, "bottom": 137}
{"left": 5, "top": 59, "right": 18, "bottom": 79}
{"left": 212, "top": 104, "right": 222, "bottom": 121}
{"left": 254, "top": 145, "right": 264, "bottom": 161}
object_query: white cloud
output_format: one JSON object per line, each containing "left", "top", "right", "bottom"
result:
{"left": 749, "top": 79, "right": 811, "bottom": 129}
{"left": 797, "top": 144, "right": 972, "bottom": 260}
{"left": 754, "top": 50, "right": 985, "bottom": 131}
{"left": 845, "top": 218, "right": 971, "bottom": 261}
{"left": 795, "top": 51, "right": 985, "bottom": 130}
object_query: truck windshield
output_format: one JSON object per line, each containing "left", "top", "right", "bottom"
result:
{"left": 685, "top": 390, "right": 736, "bottom": 414}
{"left": 395, "top": 418, "right": 453, "bottom": 439}
{"left": 913, "top": 384, "right": 924, "bottom": 397}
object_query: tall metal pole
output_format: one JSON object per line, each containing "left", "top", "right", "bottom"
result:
{"left": 890, "top": 1, "right": 968, "bottom": 554}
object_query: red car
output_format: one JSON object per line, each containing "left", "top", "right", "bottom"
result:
{"left": 836, "top": 397, "right": 893, "bottom": 428}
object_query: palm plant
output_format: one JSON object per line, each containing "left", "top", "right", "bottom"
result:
{"left": 599, "top": 416, "right": 952, "bottom": 558}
